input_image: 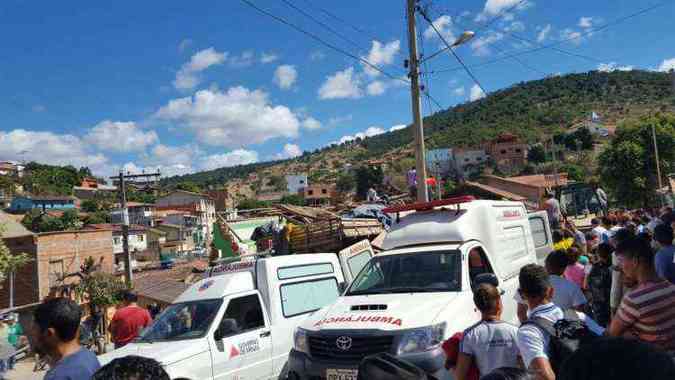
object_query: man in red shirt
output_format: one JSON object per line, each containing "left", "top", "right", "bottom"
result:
{"left": 109, "top": 291, "right": 152, "bottom": 349}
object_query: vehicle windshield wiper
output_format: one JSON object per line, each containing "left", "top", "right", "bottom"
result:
{"left": 346, "top": 288, "right": 387, "bottom": 296}
{"left": 380, "top": 286, "right": 443, "bottom": 293}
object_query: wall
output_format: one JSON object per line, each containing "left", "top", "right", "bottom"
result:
{"left": 286, "top": 175, "right": 308, "bottom": 194}
{"left": 111, "top": 231, "right": 148, "bottom": 255}
{"left": 35, "top": 230, "right": 114, "bottom": 301}
{"left": 0, "top": 235, "right": 38, "bottom": 308}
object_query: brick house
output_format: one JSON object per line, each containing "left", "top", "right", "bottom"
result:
{"left": 304, "top": 184, "right": 336, "bottom": 206}
{"left": 0, "top": 220, "right": 114, "bottom": 309}
{"left": 484, "top": 133, "right": 529, "bottom": 171}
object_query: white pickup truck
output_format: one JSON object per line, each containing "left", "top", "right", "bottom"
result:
{"left": 288, "top": 197, "right": 552, "bottom": 380}
{"left": 99, "top": 248, "right": 375, "bottom": 380}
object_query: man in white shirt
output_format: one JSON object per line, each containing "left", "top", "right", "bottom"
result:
{"left": 455, "top": 283, "right": 520, "bottom": 380}
{"left": 516, "top": 250, "right": 587, "bottom": 323}
{"left": 590, "top": 218, "right": 609, "bottom": 244}
{"left": 516, "top": 264, "right": 604, "bottom": 380}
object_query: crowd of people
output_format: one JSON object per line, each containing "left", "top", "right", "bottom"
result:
{"left": 447, "top": 206, "right": 675, "bottom": 380}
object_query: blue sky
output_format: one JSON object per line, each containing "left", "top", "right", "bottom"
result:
{"left": 1, "top": 0, "right": 673, "bottom": 178}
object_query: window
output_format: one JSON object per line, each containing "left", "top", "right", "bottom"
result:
{"left": 529, "top": 216, "right": 548, "bottom": 248}
{"left": 299, "top": 180, "right": 305, "bottom": 184}
{"left": 321, "top": 189, "right": 327, "bottom": 194}
{"left": 137, "top": 234, "right": 144, "bottom": 242}
{"left": 278, "top": 263, "right": 334, "bottom": 280}
{"left": 347, "top": 252, "right": 372, "bottom": 279}
{"left": 138, "top": 299, "right": 222, "bottom": 342}
{"left": 477, "top": 157, "right": 483, "bottom": 161}
{"left": 500, "top": 149, "right": 507, "bottom": 154}
{"left": 280, "top": 278, "right": 340, "bottom": 317}
{"left": 113, "top": 237, "right": 121, "bottom": 245}
{"left": 218, "top": 294, "right": 265, "bottom": 337}
{"left": 308, "top": 190, "right": 314, "bottom": 196}
{"left": 515, "top": 148, "right": 522, "bottom": 153}
{"left": 464, "top": 158, "right": 469, "bottom": 162}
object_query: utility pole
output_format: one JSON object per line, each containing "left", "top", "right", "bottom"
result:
{"left": 651, "top": 123, "right": 664, "bottom": 205}
{"left": 406, "top": 0, "right": 429, "bottom": 202}
{"left": 550, "top": 136, "right": 559, "bottom": 187}
{"left": 110, "top": 170, "right": 161, "bottom": 286}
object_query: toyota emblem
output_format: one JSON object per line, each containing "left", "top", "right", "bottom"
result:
{"left": 335, "top": 336, "right": 352, "bottom": 351}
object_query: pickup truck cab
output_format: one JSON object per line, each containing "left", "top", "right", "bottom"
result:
{"left": 99, "top": 253, "right": 356, "bottom": 380}
{"left": 288, "top": 197, "right": 551, "bottom": 380}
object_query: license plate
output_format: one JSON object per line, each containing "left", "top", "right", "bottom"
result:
{"left": 326, "top": 368, "right": 358, "bottom": 380}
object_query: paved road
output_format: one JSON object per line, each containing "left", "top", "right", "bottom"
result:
{"left": 5, "top": 359, "right": 44, "bottom": 380}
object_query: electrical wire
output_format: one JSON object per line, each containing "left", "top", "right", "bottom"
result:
{"left": 238, "top": 0, "right": 408, "bottom": 83}
{"left": 431, "top": 1, "right": 668, "bottom": 74}
{"left": 418, "top": 6, "right": 489, "bottom": 96}
{"left": 476, "top": 0, "right": 528, "bottom": 32}
{"left": 279, "top": 0, "right": 365, "bottom": 53}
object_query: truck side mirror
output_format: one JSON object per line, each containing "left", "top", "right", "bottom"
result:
{"left": 214, "top": 318, "right": 238, "bottom": 341}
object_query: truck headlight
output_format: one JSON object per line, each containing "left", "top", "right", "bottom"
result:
{"left": 396, "top": 322, "right": 446, "bottom": 355}
{"left": 294, "top": 328, "right": 310, "bottom": 355}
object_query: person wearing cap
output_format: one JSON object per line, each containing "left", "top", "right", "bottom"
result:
{"left": 609, "top": 238, "right": 675, "bottom": 358}
{"left": 455, "top": 283, "right": 520, "bottom": 380}
{"left": 653, "top": 224, "right": 675, "bottom": 285}
{"left": 516, "top": 264, "right": 604, "bottom": 380}
{"left": 109, "top": 291, "right": 152, "bottom": 349}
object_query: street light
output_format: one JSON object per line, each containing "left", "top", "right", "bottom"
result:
{"left": 452, "top": 31, "right": 475, "bottom": 47}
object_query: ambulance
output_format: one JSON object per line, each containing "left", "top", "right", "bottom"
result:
{"left": 98, "top": 247, "right": 374, "bottom": 380}
{"left": 288, "top": 197, "right": 552, "bottom": 380}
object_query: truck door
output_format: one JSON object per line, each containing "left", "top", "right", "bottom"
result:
{"left": 211, "top": 292, "right": 273, "bottom": 380}
{"left": 528, "top": 211, "right": 553, "bottom": 264}
{"left": 338, "top": 239, "right": 375, "bottom": 284}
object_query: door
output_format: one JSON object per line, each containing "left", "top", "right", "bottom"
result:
{"left": 528, "top": 211, "right": 553, "bottom": 264}
{"left": 338, "top": 240, "right": 375, "bottom": 284}
{"left": 211, "top": 293, "right": 273, "bottom": 380}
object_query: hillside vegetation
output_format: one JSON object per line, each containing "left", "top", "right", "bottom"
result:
{"left": 163, "top": 70, "right": 675, "bottom": 189}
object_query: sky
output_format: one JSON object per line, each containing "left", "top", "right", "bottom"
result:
{"left": 1, "top": 0, "right": 674, "bottom": 179}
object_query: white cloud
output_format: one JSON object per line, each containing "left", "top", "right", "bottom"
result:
{"left": 560, "top": 28, "right": 583, "bottom": 45}
{"left": 453, "top": 86, "right": 466, "bottom": 96}
{"left": 275, "top": 143, "right": 303, "bottom": 160}
{"left": 338, "top": 126, "right": 386, "bottom": 144}
{"left": 477, "top": 0, "right": 532, "bottom": 21}
{"left": 657, "top": 58, "right": 675, "bottom": 72}
{"left": 260, "top": 52, "right": 279, "bottom": 64}
{"left": 390, "top": 124, "right": 407, "bottom": 132}
{"left": 174, "top": 47, "right": 227, "bottom": 90}
{"left": 362, "top": 40, "right": 400, "bottom": 77}
{"left": 597, "top": 62, "right": 633, "bottom": 72}
{"left": 273, "top": 65, "right": 297, "bottom": 90}
{"left": 327, "top": 115, "right": 353, "bottom": 128}
{"left": 504, "top": 21, "right": 525, "bottom": 32}
{"left": 228, "top": 50, "right": 255, "bottom": 68}
{"left": 366, "top": 81, "right": 386, "bottom": 96}
{"left": 84, "top": 121, "right": 158, "bottom": 152}
{"left": 156, "top": 86, "right": 302, "bottom": 147}
{"left": 471, "top": 32, "right": 504, "bottom": 56}
{"left": 301, "top": 117, "right": 322, "bottom": 130}
{"left": 470, "top": 84, "right": 486, "bottom": 101}
{"left": 32, "top": 105, "right": 46, "bottom": 113}
{"left": 318, "top": 67, "right": 363, "bottom": 100}
{"left": 423, "top": 15, "right": 455, "bottom": 44}
{"left": 310, "top": 51, "right": 326, "bottom": 61}
{"left": 199, "top": 149, "right": 259, "bottom": 171}
{"left": 578, "top": 16, "right": 594, "bottom": 28}
{"left": 0, "top": 129, "right": 108, "bottom": 174}
{"left": 178, "top": 38, "right": 192, "bottom": 53}
{"left": 537, "top": 24, "right": 552, "bottom": 43}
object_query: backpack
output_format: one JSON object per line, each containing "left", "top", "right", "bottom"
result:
{"left": 524, "top": 309, "right": 598, "bottom": 374}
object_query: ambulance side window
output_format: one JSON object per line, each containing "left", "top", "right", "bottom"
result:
{"left": 218, "top": 294, "right": 265, "bottom": 338}
{"left": 468, "top": 247, "right": 494, "bottom": 286}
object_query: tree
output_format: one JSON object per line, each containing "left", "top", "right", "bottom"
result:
{"left": 0, "top": 225, "right": 31, "bottom": 290}
{"left": 336, "top": 173, "right": 356, "bottom": 193}
{"left": 355, "top": 166, "right": 383, "bottom": 199}
{"left": 81, "top": 199, "right": 100, "bottom": 213}
{"left": 176, "top": 181, "right": 202, "bottom": 193}
{"left": 280, "top": 194, "right": 304, "bottom": 206}
{"left": 21, "top": 208, "right": 82, "bottom": 233}
{"left": 237, "top": 198, "right": 271, "bottom": 210}
{"left": 527, "top": 144, "right": 546, "bottom": 163}
{"left": 599, "top": 114, "right": 675, "bottom": 208}
{"left": 267, "top": 176, "right": 287, "bottom": 192}
{"left": 84, "top": 211, "right": 110, "bottom": 225}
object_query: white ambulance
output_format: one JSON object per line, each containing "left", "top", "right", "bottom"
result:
{"left": 98, "top": 250, "right": 373, "bottom": 380}
{"left": 288, "top": 197, "right": 552, "bottom": 380}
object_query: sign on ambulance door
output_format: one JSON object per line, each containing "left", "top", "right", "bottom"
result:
{"left": 211, "top": 292, "right": 273, "bottom": 380}
{"left": 338, "top": 240, "right": 375, "bottom": 284}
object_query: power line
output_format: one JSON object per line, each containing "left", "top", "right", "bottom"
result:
{"left": 476, "top": 0, "right": 528, "bottom": 32}
{"left": 431, "top": 1, "right": 668, "bottom": 74}
{"left": 238, "top": 0, "right": 407, "bottom": 83}
{"left": 298, "top": 0, "right": 389, "bottom": 46}
{"left": 279, "top": 0, "right": 365, "bottom": 53}
{"left": 418, "top": 6, "right": 488, "bottom": 95}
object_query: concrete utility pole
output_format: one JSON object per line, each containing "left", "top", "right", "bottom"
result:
{"left": 651, "top": 123, "right": 663, "bottom": 203}
{"left": 110, "top": 170, "right": 161, "bottom": 286}
{"left": 406, "top": 0, "right": 429, "bottom": 203}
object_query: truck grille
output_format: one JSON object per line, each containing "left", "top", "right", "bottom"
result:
{"left": 308, "top": 335, "right": 394, "bottom": 362}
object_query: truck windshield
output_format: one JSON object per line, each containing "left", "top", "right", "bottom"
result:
{"left": 346, "top": 251, "right": 461, "bottom": 295}
{"left": 137, "top": 299, "right": 222, "bottom": 342}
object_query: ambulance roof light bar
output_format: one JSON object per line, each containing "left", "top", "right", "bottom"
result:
{"left": 382, "top": 196, "right": 476, "bottom": 214}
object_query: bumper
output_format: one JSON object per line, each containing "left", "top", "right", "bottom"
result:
{"left": 288, "top": 347, "right": 446, "bottom": 380}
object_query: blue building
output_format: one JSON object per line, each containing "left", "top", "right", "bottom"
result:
{"left": 9, "top": 195, "right": 77, "bottom": 212}
{"left": 286, "top": 174, "right": 308, "bottom": 194}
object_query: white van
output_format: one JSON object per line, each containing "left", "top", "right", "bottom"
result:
{"left": 99, "top": 252, "right": 368, "bottom": 380}
{"left": 288, "top": 198, "right": 551, "bottom": 380}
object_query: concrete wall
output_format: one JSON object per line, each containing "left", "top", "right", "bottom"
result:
{"left": 286, "top": 174, "right": 308, "bottom": 194}
{"left": 111, "top": 231, "right": 148, "bottom": 255}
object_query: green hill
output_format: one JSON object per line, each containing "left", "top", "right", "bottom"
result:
{"left": 163, "top": 70, "right": 675, "bottom": 188}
